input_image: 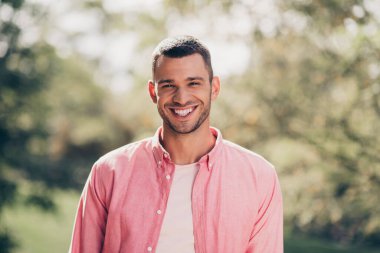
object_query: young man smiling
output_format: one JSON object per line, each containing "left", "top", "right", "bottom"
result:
{"left": 69, "top": 36, "right": 283, "bottom": 253}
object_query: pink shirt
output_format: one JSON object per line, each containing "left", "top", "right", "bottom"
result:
{"left": 69, "top": 127, "right": 283, "bottom": 253}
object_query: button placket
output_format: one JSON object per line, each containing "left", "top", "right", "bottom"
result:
{"left": 163, "top": 158, "right": 173, "bottom": 182}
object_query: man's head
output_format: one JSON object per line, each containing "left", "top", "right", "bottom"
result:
{"left": 152, "top": 35, "right": 213, "bottom": 82}
{"left": 148, "top": 36, "right": 220, "bottom": 135}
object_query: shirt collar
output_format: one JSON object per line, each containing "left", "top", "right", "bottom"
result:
{"left": 152, "top": 126, "right": 223, "bottom": 171}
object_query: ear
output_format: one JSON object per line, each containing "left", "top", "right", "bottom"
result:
{"left": 211, "top": 76, "right": 220, "bottom": 101}
{"left": 148, "top": 80, "right": 157, "bottom": 104}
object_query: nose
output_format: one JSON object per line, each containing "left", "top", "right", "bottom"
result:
{"left": 172, "top": 87, "right": 190, "bottom": 105}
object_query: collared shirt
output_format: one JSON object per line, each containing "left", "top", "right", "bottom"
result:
{"left": 69, "top": 127, "right": 283, "bottom": 253}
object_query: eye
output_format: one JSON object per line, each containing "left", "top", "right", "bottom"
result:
{"left": 162, "top": 84, "right": 175, "bottom": 88}
{"left": 189, "top": 82, "right": 200, "bottom": 86}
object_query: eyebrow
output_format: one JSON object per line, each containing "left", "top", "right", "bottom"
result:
{"left": 187, "top": 77, "right": 205, "bottom": 81}
{"left": 157, "top": 79, "right": 174, "bottom": 85}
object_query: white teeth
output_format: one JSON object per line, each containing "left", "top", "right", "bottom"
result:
{"left": 174, "top": 107, "right": 193, "bottom": 117}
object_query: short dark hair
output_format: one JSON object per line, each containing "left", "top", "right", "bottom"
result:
{"left": 152, "top": 35, "right": 213, "bottom": 82}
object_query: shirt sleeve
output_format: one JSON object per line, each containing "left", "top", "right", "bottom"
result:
{"left": 246, "top": 168, "right": 283, "bottom": 253}
{"left": 68, "top": 163, "right": 108, "bottom": 253}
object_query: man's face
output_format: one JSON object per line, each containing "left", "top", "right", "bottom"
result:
{"left": 149, "top": 53, "right": 220, "bottom": 134}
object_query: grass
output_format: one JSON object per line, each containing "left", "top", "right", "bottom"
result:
{"left": 2, "top": 190, "right": 79, "bottom": 253}
{"left": 285, "top": 235, "right": 380, "bottom": 253}
{"left": 2, "top": 190, "right": 380, "bottom": 253}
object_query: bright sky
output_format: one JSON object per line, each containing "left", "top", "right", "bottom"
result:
{"left": 20, "top": 0, "right": 380, "bottom": 93}
{"left": 20, "top": 0, "right": 282, "bottom": 93}
{"left": 21, "top": 0, "right": 380, "bottom": 93}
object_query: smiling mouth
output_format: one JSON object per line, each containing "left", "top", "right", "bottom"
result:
{"left": 170, "top": 106, "right": 197, "bottom": 117}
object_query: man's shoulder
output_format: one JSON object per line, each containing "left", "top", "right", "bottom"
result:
{"left": 94, "top": 137, "right": 153, "bottom": 168}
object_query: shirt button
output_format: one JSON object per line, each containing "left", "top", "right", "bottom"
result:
{"left": 147, "top": 246, "right": 153, "bottom": 251}
{"left": 166, "top": 174, "right": 171, "bottom": 180}
{"left": 156, "top": 209, "right": 162, "bottom": 215}
{"left": 164, "top": 153, "right": 169, "bottom": 158}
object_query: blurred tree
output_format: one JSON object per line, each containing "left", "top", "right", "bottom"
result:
{"left": 0, "top": 1, "right": 132, "bottom": 251}
{"left": 0, "top": 1, "right": 54, "bottom": 250}
{"left": 45, "top": 55, "right": 134, "bottom": 188}
{"left": 257, "top": 0, "right": 380, "bottom": 245}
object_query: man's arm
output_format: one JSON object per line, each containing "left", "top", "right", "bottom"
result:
{"left": 246, "top": 169, "right": 283, "bottom": 253}
{"left": 69, "top": 163, "right": 108, "bottom": 253}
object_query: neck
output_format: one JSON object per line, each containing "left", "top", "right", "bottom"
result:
{"left": 161, "top": 123, "right": 216, "bottom": 165}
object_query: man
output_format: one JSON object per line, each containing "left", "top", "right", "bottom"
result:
{"left": 69, "top": 35, "right": 283, "bottom": 253}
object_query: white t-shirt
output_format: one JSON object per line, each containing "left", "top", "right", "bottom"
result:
{"left": 155, "top": 163, "right": 199, "bottom": 253}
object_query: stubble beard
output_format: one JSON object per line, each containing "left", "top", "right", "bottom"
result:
{"left": 158, "top": 95, "right": 212, "bottom": 135}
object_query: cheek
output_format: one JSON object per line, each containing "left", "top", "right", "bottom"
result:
{"left": 194, "top": 88, "right": 210, "bottom": 97}
{"left": 156, "top": 98, "right": 166, "bottom": 109}
{"left": 202, "top": 90, "right": 213, "bottom": 100}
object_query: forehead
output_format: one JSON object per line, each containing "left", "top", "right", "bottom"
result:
{"left": 154, "top": 54, "right": 209, "bottom": 79}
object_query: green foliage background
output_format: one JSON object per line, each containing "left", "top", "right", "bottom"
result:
{"left": 0, "top": 0, "right": 379, "bottom": 252}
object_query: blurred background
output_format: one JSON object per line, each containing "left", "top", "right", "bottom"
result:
{"left": 1, "top": 0, "right": 380, "bottom": 252}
